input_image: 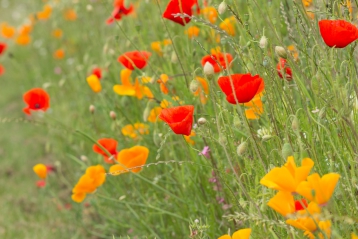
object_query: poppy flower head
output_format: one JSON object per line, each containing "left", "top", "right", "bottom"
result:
{"left": 319, "top": 19, "right": 358, "bottom": 48}
{"left": 218, "top": 74, "right": 264, "bottom": 104}
{"left": 163, "top": 0, "right": 196, "bottom": 26}
{"left": 0, "top": 42, "right": 7, "bottom": 55}
{"left": 0, "top": 64, "right": 4, "bottom": 76}
{"left": 109, "top": 146, "right": 149, "bottom": 175}
{"left": 276, "top": 58, "right": 292, "bottom": 80}
{"left": 159, "top": 105, "right": 194, "bottom": 136}
{"left": 92, "top": 67, "right": 102, "bottom": 79}
{"left": 201, "top": 52, "right": 233, "bottom": 73}
{"left": 294, "top": 199, "right": 308, "bottom": 211}
{"left": 93, "top": 138, "right": 118, "bottom": 163}
{"left": 23, "top": 88, "right": 50, "bottom": 115}
{"left": 106, "top": 0, "right": 133, "bottom": 24}
{"left": 118, "top": 51, "right": 151, "bottom": 70}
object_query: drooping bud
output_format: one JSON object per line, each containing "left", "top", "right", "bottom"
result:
{"left": 275, "top": 46, "right": 287, "bottom": 59}
{"left": 259, "top": 36, "right": 268, "bottom": 49}
{"left": 218, "top": 2, "right": 227, "bottom": 14}
{"left": 89, "top": 105, "right": 95, "bottom": 114}
{"left": 292, "top": 116, "right": 299, "bottom": 131}
{"left": 237, "top": 141, "right": 248, "bottom": 156}
{"left": 190, "top": 79, "right": 200, "bottom": 93}
{"left": 80, "top": 155, "right": 88, "bottom": 161}
{"left": 282, "top": 142, "right": 293, "bottom": 160}
{"left": 203, "top": 62, "right": 215, "bottom": 75}
{"left": 110, "top": 111, "right": 116, "bottom": 120}
{"left": 198, "top": 117, "right": 207, "bottom": 125}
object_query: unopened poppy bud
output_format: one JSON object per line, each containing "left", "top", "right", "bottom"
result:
{"left": 262, "top": 135, "right": 272, "bottom": 141}
{"left": 237, "top": 141, "right": 248, "bottom": 156}
{"left": 292, "top": 116, "right": 299, "bottom": 131}
{"left": 203, "top": 62, "right": 215, "bottom": 75}
{"left": 275, "top": 46, "right": 287, "bottom": 59}
{"left": 282, "top": 142, "right": 293, "bottom": 160}
{"left": 259, "top": 36, "right": 268, "bottom": 49}
{"left": 190, "top": 79, "right": 199, "bottom": 93}
{"left": 80, "top": 155, "right": 87, "bottom": 161}
{"left": 143, "top": 106, "right": 151, "bottom": 122}
{"left": 218, "top": 2, "right": 227, "bottom": 14}
{"left": 110, "top": 111, "right": 116, "bottom": 120}
{"left": 89, "top": 105, "right": 95, "bottom": 114}
{"left": 198, "top": 117, "right": 207, "bottom": 125}
{"left": 86, "top": 5, "right": 93, "bottom": 11}
{"left": 171, "top": 52, "right": 178, "bottom": 63}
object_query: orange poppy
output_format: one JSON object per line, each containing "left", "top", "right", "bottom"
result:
{"left": 218, "top": 73, "right": 264, "bottom": 104}
{"left": 1, "top": 23, "right": 15, "bottom": 38}
{"left": 64, "top": 9, "right": 77, "bottom": 21}
{"left": 53, "top": 49, "right": 65, "bottom": 59}
{"left": 193, "top": 76, "right": 209, "bottom": 104}
{"left": 219, "top": 16, "right": 236, "bottom": 36}
{"left": 0, "top": 42, "right": 6, "bottom": 55}
{"left": 319, "top": 19, "right": 358, "bottom": 48}
{"left": 92, "top": 138, "right": 118, "bottom": 164}
{"left": 37, "top": 4, "right": 52, "bottom": 21}
{"left": 117, "top": 51, "right": 151, "bottom": 70}
{"left": 276, "top": 58, "right": 292, "bottom": 80}
{"left": 148, "top": 106, "right": 162, "bottom": 123}
{"left": 52, "top": 29, "right": 63, "bottom": 39}
{"left": 23, "top": 88, "right": 50, "bottom": 115}
{"left": 157, "top": 74, "right": 170, "bottom": 94}
{"left": 109, "top": 146, "right": 149, "bottom": 175}
{"left": 33, "top": 164, "right": 47, "bottom": 179}
{"left": 159, "top": 105, "right": 194, "bottom": 136}
{"left": 202, "top": 6, "right": 217, "bottom": 23}
{"left": 185, "top": 26, "right": 200, "bottom": 39}
{"left": 201, "top": 52, "right": 233, "bottom": 73}
{"left": 15, "top": 34, "right": 31, "bottom": 45}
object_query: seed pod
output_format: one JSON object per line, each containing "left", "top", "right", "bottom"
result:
{"left": 292, "top": 116, "right": 299, "bottom": 131}
{"left": 275, "top": 46, "right": 287, "bottom": 59}
{"left": 110, "top": 111, "right": 116, "bottom": 120}
{"left": 282, "top": 142, "right": 293, "bottom": 160}
{"left": 218, "top": 2, "right": 227, "bottom": 14}
{"left": 198, "top": 117, "right": 207, "bottom": 125}
{"left": 190, "top": 79, "right": 199, "bottom": 93}
{"left": 89, "top": 105, "right": 95, "bottom": 114}
{"left": 237, "top": 141, "right": 248, "bottom": 156}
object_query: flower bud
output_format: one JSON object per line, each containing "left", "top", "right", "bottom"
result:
{"left": 80, "top": 155, "right": 88, "bottom": 161}
{"left": 110, "top": 111, "right": 116, "bottom": 120}
{"left": 262, "top": 135, "right": 272, "bottom": 141}
{"left": 259, "top": 36, "right": 268, "bottom": 49}
{"left": 89, "top": 105, "right": 95, "bottom": 114}
{"left": 282, "top": 142, "right": 293, "bottom": 160}
{"left": 143, "top": 106, "right": 151, "bottom": 122}
{"left": 292, "top": 116, "right": 299, "bottom": 131}
{"left": 275, "top": 46, "right": 287, "bottom": 59}
{"left": 198, "top": 117, "right": 207, "bottom": 125}
{"left": 190, "top": 79, "right": 199, "bottom": 93}
{"left": 86, "top": 5, "right": 93, "bottom": 11}
{"left": 237, "top": 141, "right": 248, "bottom": 156}
{"left": 171, "top": 52, "right": 178, "bottom": 63}
{"left": 218, "top": 2, "right": 227, "bottom": 14}
{"left": 203, "top": 62, "right": 215, "bottom": 75}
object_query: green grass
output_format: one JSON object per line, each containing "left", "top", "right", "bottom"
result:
{"left": 1, "top": 0, "right": 358, "bottom": 238}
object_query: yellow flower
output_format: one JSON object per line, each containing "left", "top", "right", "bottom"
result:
{"left": 148, "top": 107, "right": 162, "bottom": 123}
{"left": 296, "top": 173, "right": 340, "bottom": 206}
{"left": 33, "top": 164, "right": 47, "bottom": 179}
{"left": 185, "top": 26, "right": 200, "bottom": 39}
{"left": 202, "top": 6, "right": 218, "bottom": 24}
{"left": 244, "top": 94, "right": 263, "bottom": 120}
{"left": 160, "top": 99, "right": 172, "bottom": 108}
{"left": 288, "top": 45, "right": 299, "bottom": 61}
{"left": 218, "top": 228, "right": 251, "bottom": 239}
{"left": 16, "top": 34, "right": 31, "bottom": 45}
{"left": 151, "top": 39, "right": 172, "bottom": 56}
{"left": 219, "top": 16, "right": 236, "bottom": 36}
{"left": 352, "top": 233, "right": 358, "bottom": 239}
{"left": 193, "top": 77, "right": 209, "bottom": 104}
{"left": 122, "top": 123, "right": 149, "bottom": 139}
{"left": 52, "top": 29, "right": 63, "bottom": 39}
{"left": 267, "top": 191, "right": 295, "bottom": 217}
{"left": 260, "top": 156, "right": 314, "bottom": 193}
{"left": 1, "top": 22, "right": 15, "bottom": 38}
{"left": 86, "top": 74, "right": 102, "bottom": 93}
{"left": 184, "top": 130, "right": 196, "bottom": 145}
{"left": 109, "top": 146, "right": 149, "bottom": 175}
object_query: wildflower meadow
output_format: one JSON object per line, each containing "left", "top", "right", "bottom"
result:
{"left": 1, "top": 0, "right": 358, "bottom": 238}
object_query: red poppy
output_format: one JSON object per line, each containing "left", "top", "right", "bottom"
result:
{"left": 294, "top": 199, "right": 308, "bottom": 211}
{"left": 276, "top": 58, "right": 292, "bottom": 80}
{"left": 163, "top": 0, "right": 199, "bottom": 26}
{"left": 106, "top": 0, "right": 133, "bottom": 24}
{"left": 201, "top": 53, "right": 233, "bottom": 73}
{"left": 318, "top": 19, "right": 358, "bottom": 48}
{"left": 0, "top": 64, "right": 4, "bottom": 76}
{"left": 218, "top": 73, "right": 264, "bottom": 104}
{"left": 23, "top": 88, "right": 50, "bottom": 115}
{"left": 92, "top": 67, "right": 102, "bottom": 79}
{"left": 159, "top": 105, "right": 194, "bottom": 136}
{"left": 93, "top": 138, "right": 118, "bottom": 164}
{"left": 36, "top": 180, "right": 46, "bottom": 188}
{"left": 118, "top": 51, "right": 151, "bottom": 70}
{"left": 0, "top": 42, "right": 6, "bottom": 55}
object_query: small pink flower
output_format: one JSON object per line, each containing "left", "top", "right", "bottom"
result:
{"left": 199, "top": 146, "right": 210, "bottom": 158}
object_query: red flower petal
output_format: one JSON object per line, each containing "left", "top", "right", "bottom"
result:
{"left": 294, "top": 199, "right": 308, "bottom": 211}
{"left": 218, "top": 74, "right": 264, "bottom": 104}
{"left": 93, "top": 138, "right": 118, "bottom": 163}
{"left": 319, "top": 19, "right": 358, "bottom": 48}
{"left": 201, "top": 53, "right": 233, "bottom": 73}
{"left": 92, "top": 67, "right": 102, "bottom": 79}
{"left": 117, "top": 51, "right": 151, "bottom": 70}
{"left": 0, "top": 64, "right": 4, "bottom": 76}
{"left": 276, "top": 58, "right": 292, "bottom": 79}
{"left": 159, "top": 105, "right": 194, "bottom": 136}
{"left": 0, "top": 42, "right": 7, "bottom": 55}
{"left": 23, "top": 88, "right": 50, "bottom": 115}
{"left": 163, "top": 0, "right": 195, "bottom": 26}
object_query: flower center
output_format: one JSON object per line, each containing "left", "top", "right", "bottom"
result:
{"left": 34, "top": 103, "right": 41, "bottom": 109}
